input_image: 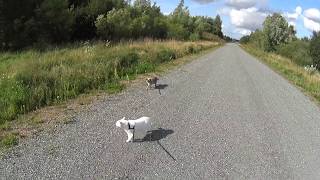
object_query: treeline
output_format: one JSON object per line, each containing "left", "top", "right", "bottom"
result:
{"left": 240, "top": 13, "right": 320, "bottom": 70}
{"left": 0, "top": 0, "right": 225, "bottom": 50}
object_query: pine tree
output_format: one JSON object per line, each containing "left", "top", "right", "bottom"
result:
{"left": 213, "top": 15, "right": 223, "bottom": 38}
{"left": 173, "top": 0, "right": 185, "bottom": 15}
{"left": 134, "top": 0, "right": 151, "bottom": 8}
{"left": 0, "top": 0, "right": 4, "bottom": 49}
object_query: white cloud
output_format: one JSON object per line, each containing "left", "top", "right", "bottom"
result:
{"left": 191, "top": 0, "right": 218, "bottom": 4}
{"left": 283, "top": 6, "right": 302, "bottom": 27}
{"left": 220, "top": 0, "right": 270, "bottom": 38}
{"left": 303, "top": 17, "right": 320, "bottom": 32}
{"left": 304, "top": 8, "right": 320, "bottom": 23}
{"left": 235, "top": 28, "right": 251, "bottom": 35}
{"left": 229, "top": 7, "right": 268, "bottom": 31}
{"left": 226, "top": 0, "right": 256, "bottom": 9}
{"left": 303, "top": 8, "right": 320, "bottom": 32}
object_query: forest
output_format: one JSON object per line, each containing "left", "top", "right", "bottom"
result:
{"left": 0, "top": 0, "right": 227, "bottom": 50}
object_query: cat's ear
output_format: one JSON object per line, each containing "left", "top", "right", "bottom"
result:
{"left": 121, "top": 117, "right": 125, "bottom": 120}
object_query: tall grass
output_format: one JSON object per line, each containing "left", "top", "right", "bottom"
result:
{"left": 242, "top": 44, "right": 320, "bottom": 103}
{"left": 0, "top": 40, "right": 218, "bottom": 124}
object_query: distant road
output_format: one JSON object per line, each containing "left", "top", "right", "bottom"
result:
{"left": 2, "top": 44, "right": 320, "bottom": 179}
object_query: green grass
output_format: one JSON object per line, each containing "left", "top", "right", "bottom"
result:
{"left": 1, "top": 133, "right": 18, "bottom": 148}
{"left": 0, "top": 40, "right": 219, "bottom": 125}
{"left": 241, "top": 44, "right": 320, "bottom": 104}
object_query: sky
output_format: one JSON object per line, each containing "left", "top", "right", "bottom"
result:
{"left": 152, "top": 0, "right": 320, "bottom": 39}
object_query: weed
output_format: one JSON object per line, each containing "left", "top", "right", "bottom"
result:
{"left": 1, "top": 133, "right": 18, "bottom": 148}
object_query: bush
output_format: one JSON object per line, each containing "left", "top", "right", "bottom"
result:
{"left": 95, "top": 8, "right": 132, "bottom": 40}
{"left": 187, "top": 45, "right": 201, "bottom": 54}
{"left": 310, "top": 31, "right": 320, "bottom": 70}
{"left": 249, "top": 30, "right": 266, "bottom": 50}
{"left": 167, "top": 22, "right": 189, "bottom": 40}
{"left": 135, "top": 62, "right": 155, "bottom": 74}
{"left": 155, "top": 48, "right": 176, "bottom": 63}
{"left": 189, "top": 33, "right": 200, "bottom": 41}
{"left": 240, "top": 35, "right": 250, "bottom": 44}
{"left": 201, "top": 32, "right": 221, "bottom": 42}
{"left": 276, "top": 40, "right": 312, "bottom": 66}
{"left": 113, "top": 50, "right": 139, "bottom": 76}
{"left": 0, "top": 79, "right": 26, "bottom": 122}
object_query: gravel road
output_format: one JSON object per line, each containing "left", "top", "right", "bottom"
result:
{"left": 1, "top": 43, "right": 320, "bottom": 179}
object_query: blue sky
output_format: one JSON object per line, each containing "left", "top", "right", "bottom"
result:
{"left": 152, "top": 0, "right": 320, "bottom": 39}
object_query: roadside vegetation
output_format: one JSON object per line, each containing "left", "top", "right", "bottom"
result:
{"left": 240, "top": 13, "right": 320, "bottom": 104}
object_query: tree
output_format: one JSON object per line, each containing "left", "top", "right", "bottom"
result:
{"left": 288, "top": 25, "right": 297, "bottom": 41}
{"left": 71, "top": 0, "right": 128, "bottom": 40}
{"left": 213, "top": 15, "right": 223, "bottom": 38}
{"left": 133, "top": 0, "right": 151, "bottom": 8}
{"left": 1, "top": 0, "right": 41, "bottom": 49}
{"left": 249, "top": 30, "right": 266, "bottom": 50}
{"left": 36, "top": 0, "right": 74, "bottom": 43}
{"left": 0, "top": 0, "right": 5, "bottom": 49}
{"left": 167, "top": 0, "right": 191, "bottom": 40}
{"left": 240, "top": 35, "right": 250, "bottom": 44}
{"left": 194, "top": 16, "right": 211, "bottom": 36}
{"left": 310, "top": 31, "right": 320, "bottom": 70}
{"left": 263, "top": 13, "right": 292, "bottom": 51}
{"left": 173, "top": 0, "right": 184, "bottom": 15}
{"left": 95, "top": 8, "right": 132, "bottom": 40}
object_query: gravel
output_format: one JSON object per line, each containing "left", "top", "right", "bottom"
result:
{"left": 1, "top": 43, "right": 320, "bottom": 179}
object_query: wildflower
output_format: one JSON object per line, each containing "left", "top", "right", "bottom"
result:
{"left": 304, "top": 64, "right": 317, "bottom": 74}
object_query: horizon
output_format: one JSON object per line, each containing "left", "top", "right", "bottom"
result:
{"left": 152, "top": 0, "right": 320, "bottom": 39}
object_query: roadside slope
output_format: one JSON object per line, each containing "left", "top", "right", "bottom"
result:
{"left": 1, "top": 44, "right": 320, "bottom": 179}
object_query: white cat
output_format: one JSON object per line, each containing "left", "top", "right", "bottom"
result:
{"left": 116, "top": 117, "right": 151, "bottom": 142}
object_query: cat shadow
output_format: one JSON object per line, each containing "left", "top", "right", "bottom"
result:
{"left": 155, "top": 84, "right": 168, "bottom": 90}
{"left": 155, "top": 84, "right": 168, "bottom": 95}
{"left": 134, "top": 128, "right": 174, "bottom": 142}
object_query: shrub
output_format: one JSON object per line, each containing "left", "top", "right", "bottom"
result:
{"left": 113, "top": 50, "right": 139, "bottom": 77}
{"left": 201, "top": 32, "right": 221, "bottom": 42}
{"left": 276, "top": 40, "right": 312, "bottom": 66}
{"left": 0, "top": 79, "right": 26, "bottom": 122}
{"left": 135, "top": 62, "right": 155, "bottom": 74}
{"left": 95, "top": 8, "right": 132, "bottom": 40}
{"left": 155, "top": 48, "right": 176, "bottom": 63}
{"left": 240, "top": 35, "right": 250, "bottom": 44}
{"left": 189, "top": 33, "right": 200, "bottom": 41}
{"left": 310, "top": 31, "right": 320, "bottom": 70}
{"left": 167, "top": 22, "right": 189, "bottom": 40}
{"left": 187, "top": 45, "right": 201, "bottom": 54}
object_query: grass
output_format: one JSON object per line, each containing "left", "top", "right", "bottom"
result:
{"left": 1, "top": 133, "right": 18, "bottom": 149}
{"left": 241, "top": 44, "right": 320, "bottom": 104}
{"left": 0, "top": 39, "right": 222, "bottom": 150}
